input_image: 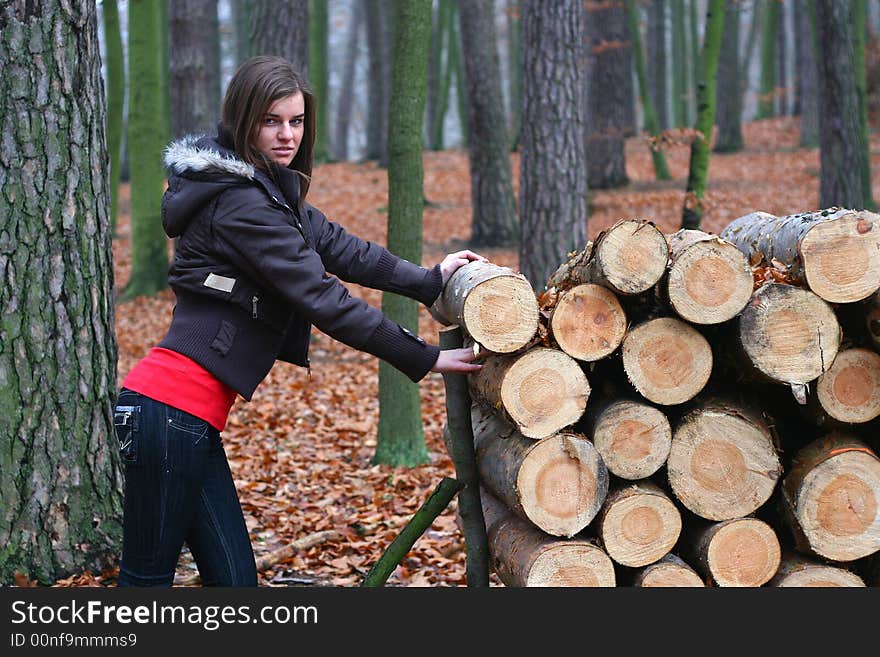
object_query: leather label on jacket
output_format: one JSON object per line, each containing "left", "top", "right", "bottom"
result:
{"left": 204, "top": 273, "right": 236, "bottom": 293}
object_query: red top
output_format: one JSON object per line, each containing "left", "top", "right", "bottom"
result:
{"left": 122, "top": 347, "right": 238, "bottom": 431}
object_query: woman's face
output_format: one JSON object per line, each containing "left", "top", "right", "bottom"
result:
{"left": 253, "top": 92, "right": 305, "bottom": 167}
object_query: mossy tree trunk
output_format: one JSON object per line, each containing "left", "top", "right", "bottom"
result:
{"left": 671, "top": 0, "right": 688, "bottom": 126}
{"left": 375, "top": 0, "right": 432, "bottom": 467}
{"left": 688, "top": 0, "right": 700, "bottom": 124}
{"left": 714, "top": 0, "right": 742, "bottom": 153}
{"left": 757, "top": 0, "right": 777, "bottom": 119}
{"left": 458, "top": 0, "right": 518, "bottom": 246}
{"left": 0, "top": 0, "right": 122, "bottom": 584}
{"left": 158, "top": 0, "right": 171, "bottom": 145}
{"left": 123, "top": 0, "right": 170, "bottom": 299}
{"left": 102, "top": 0, "right": 125, "bottom": 233}
{"left": 681, "top": 0, "right": 725, "bottom": 230}
{"left": 310, "top": 0, "right": 329, "bottom": 162}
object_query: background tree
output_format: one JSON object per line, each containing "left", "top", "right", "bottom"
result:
{"left": 775, "top": 0, "right": 788, "bottom": 115}
{"left": 124, "top": 0, "right": 170, "bottom": 299}
{"left": 648, "top": 0, "right": 669, "bottom": 131}
{"left": 427, "top": 0, "right": 455, "bottom": 151}
{"left": 169, "top": 0, "right": 221, "bottom": 139}
{"left": 102, "top": 0, "right": 125, "bottom": 233}
{"left": 374, "top": 0, "right": 433, "bottom": 467}
{"left": 364, "top": 0, "right": 392, "bottom": 163}
{"left": 689, "top": 0, "right": 700, "bottom": 123}
{"left": 627, "top": 0, "right": 671, "bottom": 180}
{"left": 714, "top": 0, "right": 743, "bottom": 152}
{"left": 853, "top": 0, "right": 876, "bottom": 209}
{"left": 519, "top": 0, "right": 587, "bottom": 291}
{"left": 458, "top": 0, "right": 518, "bottom": 246}
{"left": 332, "top": 1, "right": 364, "bottom": 161}
{"left": 682, "top": 0, "right": 725, "bottom": 229}
{"left": 507, "top": 0, "right": 522, "bottom": 149}
{"left": 816, "top": 0, "right": 869, "bottom": 209}
{"left": 310, "top": 0, "right": 329, "bottom": 162}
{"left": 158, "top": 0, "right": 172, "bottom": 145}
{"left": 796, "top": 0, "right": 820, "bottom": 147}
{"left": 671, "top": 0, "right": 688, "bottom": 126}
{"left": 757, "top": 0, "right": 777, "bottom": 119}
{"left": 0, "top": 0, "right": 122, "bottom": 584}
{"left": 238, "top": 0, "right": 308, "bottom": 72}
{"left": 586, "top": 0, "right": 631, "bottom": 190}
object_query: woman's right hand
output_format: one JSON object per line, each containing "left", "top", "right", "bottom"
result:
{"left": 430, "top": 347, "right": 482, "bottom": 373}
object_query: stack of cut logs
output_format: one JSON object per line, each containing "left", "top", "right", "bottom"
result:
{"left": 433, "top": 209, "right": 880, "bottom": 587}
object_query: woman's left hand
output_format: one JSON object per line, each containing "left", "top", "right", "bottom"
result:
{"left": 439, "top": 250, "right": 488, "bottom": 285}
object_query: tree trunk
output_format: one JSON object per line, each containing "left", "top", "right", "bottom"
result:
{"left": 238, "top": 0, "right": 308, "bottom": 72}
{"left": 374, "top": 0, "right": 432, "bottom": 467}
{"left": 452, "top": 12, "right": 468, "bottom": 148}
{"left": 0, "top": 0, "right": 122, "bottom": 584}
{"left": 816, "top": 0, "right": 869, "bottom": 209}
{"left": 665, "top": 228, "right": 753, "bottom": 324}
{"left": 364, "top": 0, "right": 390, "bottom": 161}
{"left": 428, "top": 0, "right": 455, "bottom": 151}
{"left": 596, "top": 480, "right": 682, "bottom": 567}
{"left": 621, "top": 317, "right": 713, "bottom": 405}
{"left": 431, "top": 260, "right": 539, "bottom": 353}
{"left": 714, "top": 0, "right": 743, "bottom": 153}
{"left": 102, "top": 0, "right": 125, "bottom": 234}
{"left": 667, "top": 399, "right": 782, "bottom": 521}
{"left": 169, "top": 0, "right": 221, "bottom": 139}
{"left": 506, "top": 0, "right": 521, "bottom": 150}
{"left": 648, "top": 0, "right": 669, "bottom": 131}
{"left": 796, "top": 0, "right": 820, "bottom": 148}
{"left": 688, "top": 0, "right": 700, "bottom": 124}
{"left": 519, "top": 0, "right": 588, "bottom": 292}
{"left": 472, "top": 404, "right": 608, "bottom": 537}
{"left": 469, "top": 347, "right": 590, "bottom": 439}
{"left": 683, "top": 517, "right": 782, "bottom": 586}
{"left": 853, "top": 0, "right": 876, "bottom": 210}
{"left": 426, "top": 0, "right": 447, "bottom": 151}
{"left": 720, "top": 208, "right": 880, "bottom": 303}
{"left": 124, "top": 0, "right": 170, "bottom": 299}
{"left": 549, "top": 284, "right": 627, "bottom": 362}
{"left": 309, "top": 0, "right": 329, "bottom": 162}
{"left": 586, "top": 0, "right": 631, "bottom": 190}
{"left": 681, "top": 0, "right": 725, "bottom": 230}
{"left": 332, "top": 0, "right": 364, "bottom": 161}
{"left": 781, "top": 432, "right": 880, "bottom": 561}
{"left": 757, "top": 0, "right": 777, "bottom": 119}
{"left": 768, "top": 552, "right": 866, "bottom": 586}
{"left": 482, "top": 488, "right": 616, "bottom": 586}
{"left": 458, "top": 0, "right": 518, "bottom": 246}
{"left": 626, "top": 0, "right": 671, "bottom": 180}
{"left": 812, "top": 348, "right": 880, "bottom": 424}
{"left": 671, "top": 0, "right": 688, "bottom": 126}
{"left": 739, "top": 0, "right": 762, "bottom": 120}
{"left": 775, "top": 0, "right": 788, "bottom": 115}
{"left": 157, "top": 0, "right": 171, "bottom": 145}
{"left": 632, "top": 553, "right": 704, "bottom": 586}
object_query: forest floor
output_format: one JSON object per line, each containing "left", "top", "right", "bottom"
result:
{"left": 60, "top": 117, "right": 880, "bottom": 587}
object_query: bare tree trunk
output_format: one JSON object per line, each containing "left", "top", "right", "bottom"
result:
{"left": 170, "top": 0, "right": 221, "bottom": 138}
{"left": 796, "top": 0, "right": 820, "bottom": 147}
{"left": 238, "top": 0, "right": 308, "bottom": 73}
{"left": 648, "top": 0, "right": 669, "bottom": 131}
{"left": 364, "top": 0, "right": 392, "bottom": 163}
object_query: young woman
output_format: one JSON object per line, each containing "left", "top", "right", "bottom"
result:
{"left": 114, "top": 56, "right": 483, "bottom": 586}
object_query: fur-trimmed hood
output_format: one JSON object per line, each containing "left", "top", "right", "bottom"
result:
{"left": 163, "top": 134, "right": 255, "bottom": 180}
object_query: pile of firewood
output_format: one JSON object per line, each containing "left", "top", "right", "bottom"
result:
{"left": 433, "top": 209, "right": 880, "bottom": 587}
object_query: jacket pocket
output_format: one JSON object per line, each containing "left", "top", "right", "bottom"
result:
{"left": 114, "top": 405, "right": 140, "bottom": 465}
{"left": 210, "top": 319, "right": 237, "bottom": 356}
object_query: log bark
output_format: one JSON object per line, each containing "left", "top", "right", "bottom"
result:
{"left": 866, "top": 289, "right": 880, "bottom": 350}
{"left": 665, "top": 229, "right": 753, "bottom": 325}
{"left": 737, "top": 283, "right": 841, "bottom": 388}
{"left": 781, "top": 432, "right": 880, "bottom": 561}
{"left": 583, "top": 398, "right": 672, "bottom": 480}
{"left": 597, "top": 480, "right": 682, "bottom": 567}
{"left": 811, "top": 347, "right": 880, "bottom": 424}
{"left": 685, "top": 517, "right": 782, "bottom": 587}
{"left": 472, "top": 403, "right": 608, "bottom": 537}
{"left": 720, "top": 208, "right": 880, "bottom": 303}
{"left": 632, "top": 553, "right": 705, "bottom": 587}
{"left": 546, "top": 220, "right": 669, "bottom": 295}
{"left": 482, "top": 488, "right": 616, "bottom": 587}
{"left": 621, "top": 317, "right": 713, "bottom": 405}
{"left": 431, "top": 260, "right": 539, "bottom": 353}
{"left": 768, "top": 552, "right": 866, "bottom": 587}
{"left": 549, "top": 284, "right": 627, "bottom": 361}
{"left": 667, "top": 399, "right": 782, "bottom": 521}
{"left": 469, "top": 346, "right": 590, "bottom": 439}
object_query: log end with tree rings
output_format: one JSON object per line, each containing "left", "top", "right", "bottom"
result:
{"left": 592, "top": 400, "right": 672, "bottom": 480}
{"left": 633, "top": 554, "right": 705, "bottom": 587}
{"left": 816, "top": 348, "right": 880, "bottom": 423}
{"left": 701, "top": 518, "right": 781, "bottom": 587}
{"left": 595, "top": 219, "right": 669, "bottom": 295}
{"left": 550, "top": 283, "right": 627, "bottom": 361}
{"left": 526, "top": 542, "right": 616, "bottom": 587}
{"left": 783, "top": 436, "right": 880, "bottom": 562}
{"left": 666, "top": 236, "right": 754, "bottom": 324}
{"left": 500, "top": 347, "right": 591, "bottom": 439}
{"left": 800, "top": 211, "right": 880, "bottom": 303}
{"left": 516, "top": 432, "right": 609, "bottom": 537}
{"left": 598, "top": 483, "right": 682, "bottom": 567}
{"left": 462, "top": 273, "right": 539, "bottom": 353}
{"left": 667, "top": 404, "right": 781, "bottom": 521}
{"left": 768, "top": 555, "right": 866, "bottom": 587}
{"left": 621, "top": 317, "right": 713, "bottom": 405}
{"left": 739, "top": 283, "right": 841, "bottom": 385}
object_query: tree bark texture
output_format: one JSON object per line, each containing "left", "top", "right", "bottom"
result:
{"left": 816, "top": 0, "right": 869, "bottom": 209}
{"left": 713, "top": 0, "right": 742, "bottom": 153}
{"left": 169, "top": 0, "right": 221, "bottom": 139}
{"left": 458, "top": 0, "right": 518, "bottom": 246}
{"left": 239, "top": 0, "right": 308, "bottom": 73}
{"left": 647, "top": 0, "right": 669, "bottom": 131}
{"left": 375, "top": 0, "right": 432, "bottom": 466}
{"left": 101, "top": 0, "right": 125, "bottom": 232}
{"left": 0, "top": 0, "right": 122, "bottom": 584}
{"left": 796, "top": 0, "right": 820, "bottom": 148}
{"left": 585, "top": 0, "right": 630, "bottom": 190}
{"left": 519, "top": 0, "right": 587, "bottom": 292}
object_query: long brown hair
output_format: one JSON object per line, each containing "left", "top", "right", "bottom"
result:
{"left": 222, "top": 56, "right": 315, "bottom": 202}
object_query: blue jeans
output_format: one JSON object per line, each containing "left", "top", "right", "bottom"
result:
{"left": 113, "top": 389, "right": 257, "bottom": 586}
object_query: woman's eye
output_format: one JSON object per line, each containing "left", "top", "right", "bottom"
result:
{"left": 292, "top": 119, "right": 303, "bottom": 126}
{"left": 264, "top": 117, "right": 276, "bottom": 125}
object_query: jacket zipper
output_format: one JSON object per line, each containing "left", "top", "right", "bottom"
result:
{"left": 252, "top": 295, "right": 259, "bottom": 319}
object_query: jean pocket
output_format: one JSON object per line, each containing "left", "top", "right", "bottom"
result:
{"left": 167, "top": 412, "right": 209, "bottom": 445}
{"left": 114, "top": 405, "right": 140, "bottom": 464}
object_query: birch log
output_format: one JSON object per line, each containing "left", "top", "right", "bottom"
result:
{"left": 685, "top": 517, "right": 781, "bottom": 587}
{"left": 719, "top": 208, "right": 880, "bottom": 303}
{"left": 781, "top": 433, "right": 880, "bottom": 561}
{"left": 665, "top": 229, "right": 754, "bottom": 324}
{"left": 632, "top": 553, "right": 705, "bottom": 587}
